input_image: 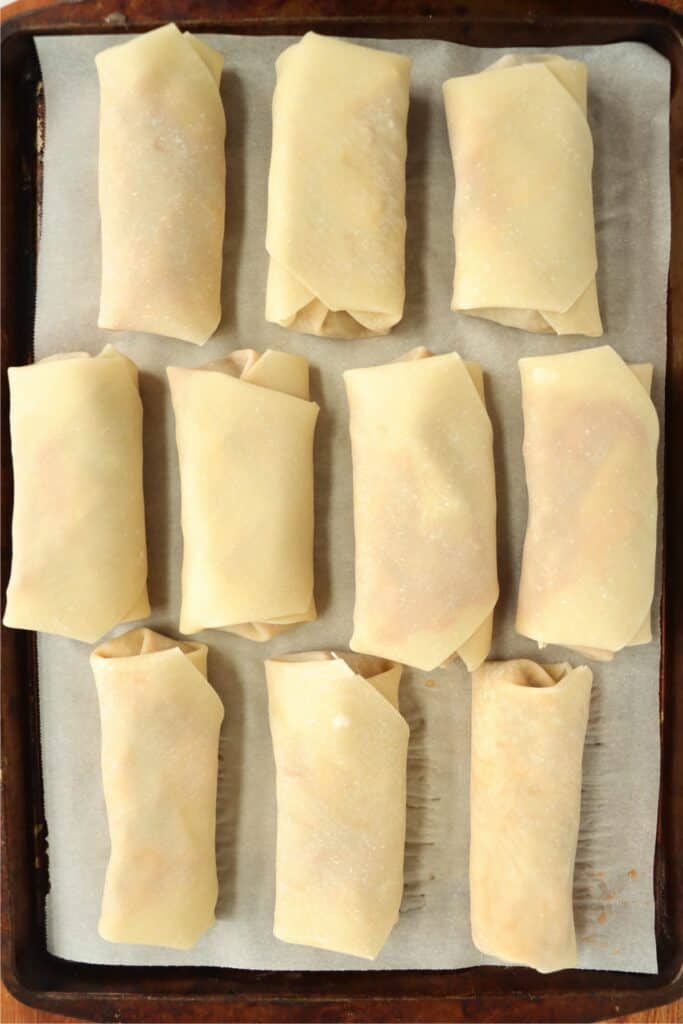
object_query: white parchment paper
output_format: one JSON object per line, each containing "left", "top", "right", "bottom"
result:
{"left": 32, "top": 33, "right": 670, "bottom": 973}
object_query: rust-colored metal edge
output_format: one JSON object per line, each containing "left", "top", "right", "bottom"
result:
{"left": 1, "top": 1, "right": 682, "bottom": 1021}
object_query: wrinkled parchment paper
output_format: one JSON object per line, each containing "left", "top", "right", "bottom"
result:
{"left": 33, "top": 34, "right": 669, "bottom": 972}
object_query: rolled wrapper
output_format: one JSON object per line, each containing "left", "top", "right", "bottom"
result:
{"left": 344, "top": 348, "right": 498, "bottom": 672}
{"left": 443, "top": 54, "right": 602, "bottom": 336}
{"left": 265, "top": 32, "right": 411, "bottom": 339}
{"left": 265, "top": 651, "right": 408, "bottom": 959}
{"left": 470, "top": 659, "right": 592, "bottom": 973}
{"left": 3, "top": 345, "right": 149, "bottom": 642}
{"left": 92, "top": 628, "right": 224, "bottom": 949}
{"left": 96, "top": 24, "right": 226, "bottom": 344}
{"left": 516, "top": 345, "right": 659, "bottom": 660}
{"left": 168, "top": 350, "right": 319, "bottom": 639}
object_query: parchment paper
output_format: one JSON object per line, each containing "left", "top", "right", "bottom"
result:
{"left": 32, "top": 33, "right": 670, "bottom": 973}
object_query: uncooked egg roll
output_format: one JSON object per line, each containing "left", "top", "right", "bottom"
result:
{"left": 265, "top": 651, "right": 408, "bottom": 959}
{"left": 265, "top": 32, "right": 411, "bottom": 338}
{"left": 344, "top": 348, "right": 498, "bottom": 671}
{"left": 443, "top": 54, "right": 602, "bottom": 336}
{"left": 168, "top": 349, "right": 318, "bottom": 639}
{"left": 470, "top": 658, "right": 592, "bottom": 973}
{"left": 97, "top": 24, "right": 226, "bottom": 344}
{"left": 516, "top": 345, "right": 659, "bottom": 659}
{"left": 4, "top": 345, "right": 149, "bottom": 642}
{"left": 92, "top": 628, "right": 224, "bottom": 949}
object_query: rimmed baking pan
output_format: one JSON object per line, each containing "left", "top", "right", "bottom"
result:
{"left": 2, "top": 0, "right": 682, "bottom": 1020}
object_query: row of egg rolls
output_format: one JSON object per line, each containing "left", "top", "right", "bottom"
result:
{"left": 96, "top": 28, "right": 602, "bottom": 344}
{"left": 4, "top": 344, "right": 658, "bottom": 665}
{"left": 4, "top": 346, "right": 317, "bottom": 643}
{"left": 89, "top": 632, "right": 408, "bottom": 959}
{"left": 345, "top": 343, "right": 658, "bottom": 667}
{"left": 89, "top": 629, "right": 592, "bottom": 973}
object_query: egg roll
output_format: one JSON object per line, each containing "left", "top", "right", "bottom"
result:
{"left": 344, "top": 348, "right": 498, "bottom": 671}
{"left": 3, "top": 345, "right": 149, "bottom": 643}
{"left": 443, "top": 55, "right": 602, "bottom": 336}
{"left": 517, "top": 345, "right": 659, "bottom": 660}
{"left": 471, "top": 658, "right": 592, "bottom": 973}
{"left": 265, "top": 32, "right": 411, "bottom": 339}
{"left": 265, "top": 651, "right": 408, "bottom": 959}
{"left": 168, "top": 349, "right": 318, "bottom": 639}
{"left": 92, "top": 628, "right": 224, "bottom": 949}
{"left": 96, "top": 24, "right": 226, "bottom": 344}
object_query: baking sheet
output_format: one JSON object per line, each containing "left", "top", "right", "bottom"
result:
{"left": 32, "top": 33, "right": 670, "bottom": 973}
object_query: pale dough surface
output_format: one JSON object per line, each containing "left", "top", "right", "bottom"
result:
{"left": 265, "top": 651, "right": 409, "bottom": 959}
{"left": 443, "top": 55, "right": 602, "bottom": 336}
{"left": 265, "top": 32, "right": 411, "bottom": 338}
{"left": 168, "top": 349, "right": 319, "bottom": 639}
{"left": 97, "top": 24, "right": 226, "bottom": 344}
{"left": 516, "top": 345, "right": 659, "bottom": 659}
{"left": 470, "top": 659, "right": 593, "bottom": 973}
{"left": 345, "top": 349, "right": 498, "bottom": 671}
{"left": 3, "top": 345, "right": 149, "bottom": 643}
{"left": 92, "top": 628, "right": 224, "bottom": 949}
